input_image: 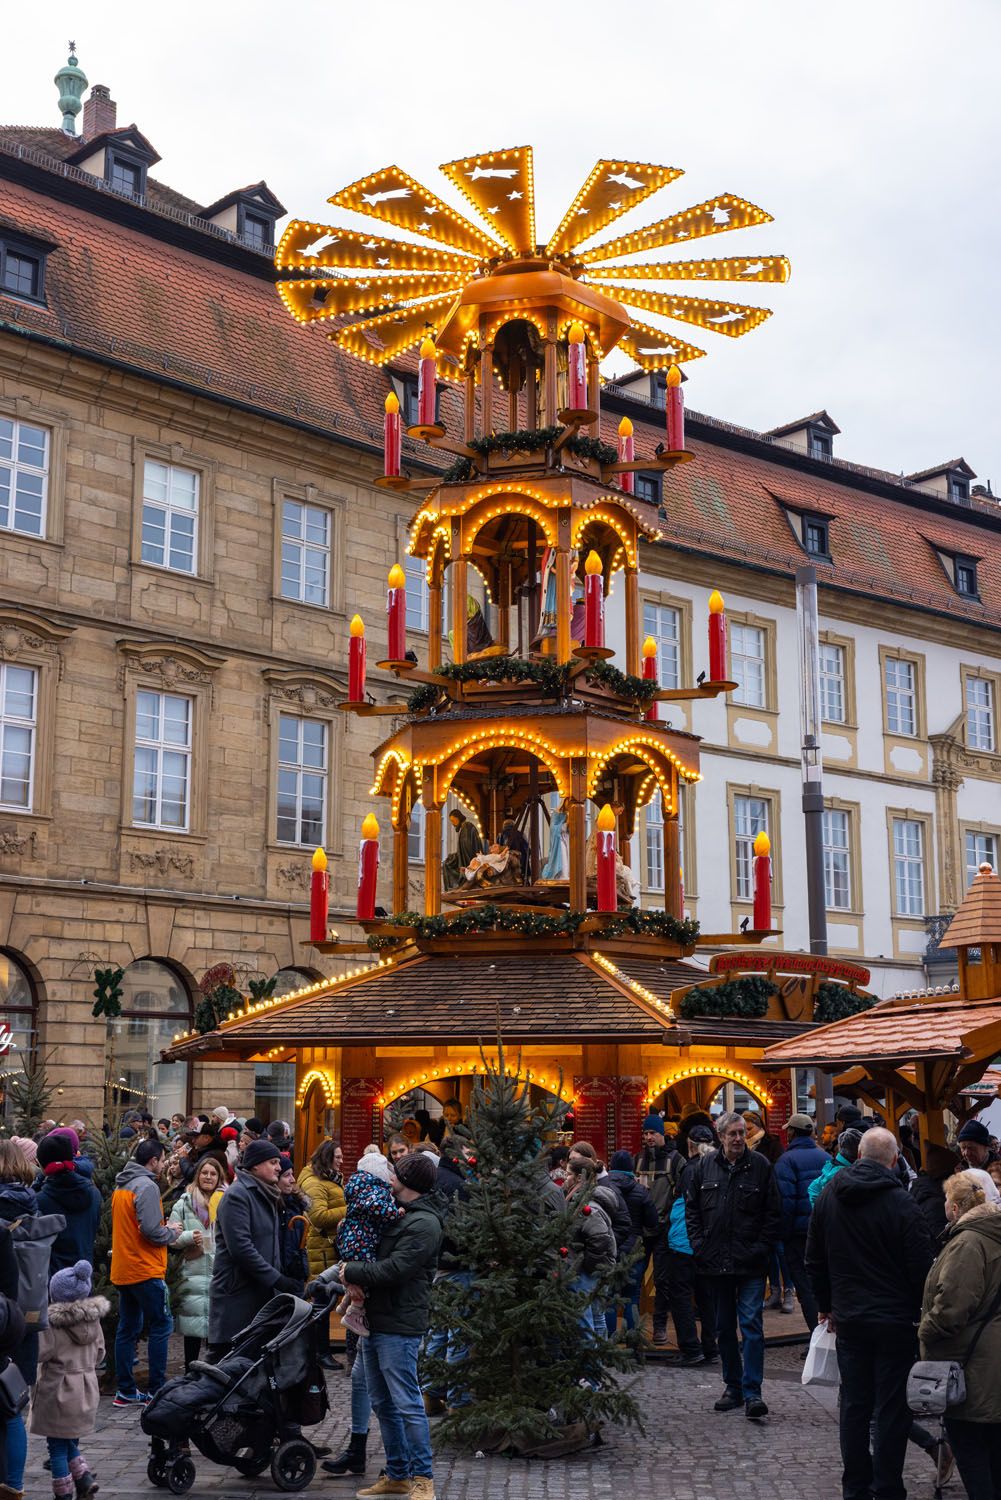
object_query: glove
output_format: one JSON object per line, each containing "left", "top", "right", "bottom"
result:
{"left": 273, "top": 1275, "right": 302, "bottom": 1295}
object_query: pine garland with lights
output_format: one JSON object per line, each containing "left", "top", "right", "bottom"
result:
{"left": 366, "top": 904, "right": 698, "bottom": 950}
{"left": 406, "top": 655, "right": 659, "bottom": 714}
{"left": 678, "top": 975, "right": 776, "bottom": 1020}
{"left": 441, "top": 427, "right": 617, "bottom": 484}
{"left": 813, "top": 983, "right": 876, "bottom": 1023}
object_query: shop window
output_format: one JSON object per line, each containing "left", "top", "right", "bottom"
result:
{"left": 0, "top": 949, "right": 38, "bottom": 1118}
{"left": 104, "top": 959, "right": 190, "bottom": 1120}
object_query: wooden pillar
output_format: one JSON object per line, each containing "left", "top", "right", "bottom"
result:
{"left": 392, "top": 817, "right": 409, "bottom": 916}
{"left": 464, "top": 369, "right": 476, "bottom": 445}
{"left": 526, "top": 356, "right": 538, "bottom": 428}
{"left": 543, "top": 321, "right": 558, "bottom": 427}
{"left": 498, "top": 559, "right": 512, "bottom": 653}
{"left": 507, "top": 354, "right": 520, "bottom": 431}
{"left": 428, "top": 574, "right": 443, "bottom": 671}
{"left": 587, "top": 354, "right": 601, "bottom": 427}
{"left": 423, "top": 773, "right": 442, "bottom": 917}
{"left": 479, "top": 344, "right": 494, "bottom": 437}
{"left": 664, "top": 807, "right": 682, "bottom": 920}
{"left": 915, "top": 1063, "right": 947, "bottom": 1148}
{"left": 451, "top": 517, "right": 467, "bottom": 665}
{"left": 569, "top": 757, "right": 588, "bottom": 912}
{"left": 625, "top": 566, "right": 640, "bottom": 676}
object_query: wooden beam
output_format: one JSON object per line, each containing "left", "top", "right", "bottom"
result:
{"left": 624, "top": 567, "right": 640, "bottom": 677}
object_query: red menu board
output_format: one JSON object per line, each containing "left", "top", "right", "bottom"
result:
{"left": 767, "top": 1075, "right": 793, "bottom": 1146}
{"left": 341, "top": 1077, "right": 383, "bottom": 1176}
{"left": 572, "top": 1076, "right": 618, "bottom": 1162}
{"left": 616, "top": 1077, "right": 648, "bottom": 1158}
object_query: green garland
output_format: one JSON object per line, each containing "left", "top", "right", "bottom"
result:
{"left": 678, "top": 975, "right": 776, "bottom": 1020}
{"left": 814, "top": 983, "right": 876, "bottom": 1024}
{"left": 405, "top": 654, "right": 658, "bottom": 713}
{"left": 440, "top": 427, "right": 617, "bottom": 484}
{"left": 92, "top": 967, "right": 125, "bottom": 1020}
{"left": 366, "top": 904, "right": 699, "bottom": 950}
{"left": 195, "top": 982, "right": 244, "bottom": 1035}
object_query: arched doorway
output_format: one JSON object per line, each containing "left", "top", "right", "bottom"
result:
{"left": 0, "top": 948, "right": 39, "bottom": 1121}
{"left": 105, "top": 959, "right": 192, "bottom": 1121}
{"left": 297, "top": 1067, "right": 336, "bottom": 1160}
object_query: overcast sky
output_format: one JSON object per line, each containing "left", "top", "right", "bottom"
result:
{"left": 6, "top": 1, "right": 999, "bottom": 487}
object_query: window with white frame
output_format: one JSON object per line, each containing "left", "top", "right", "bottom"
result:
{"left": 892, "top": 818, "right": 925, "bottom": 916}
{"left": 276, "top": 715, "right": 327, "bottom": 846}
{"left": 642, "top": 602, "right": 680, "bottom": 689}
{"left": 966, "top": 676, "right": 995, "bottom": 752}
{"left": 731, "top": 623, "right": 766, "bottom": 708}
{"left": 408, "top": 800, "right": 426, "bottom": 862}
{"left": 966, "top": 830, "right": 998, "bottom": 885}
{"left": 280, "top": 499, "right": 330, "bottom": 607}
{"left": 734, "top": 794, "right": 769, "bottom": 901}
{"left": 822, "top": 808, "right": 851, "bottom": 910}
{"left": 884, "top": 657, "right": 917, "bottom": 737}
{"left": 132, "top": 690, "right": 191, "bottom": 830}
{"left": 0, "top": 665, "right": 36, "bottom": 810}
{"left": 141, "top": 460, "right": 199, "bottom": 575}
{"left": 819, "top": 642, "right": 846, "bottom": 724}
{"left": 0, "top": 417, "right": 48, "bottom": 538}
{"left": 405, "top": 553, "right": 430, "bottom": 632}
{"left": 644, "top": 796, "right": 664, "bottom": 891}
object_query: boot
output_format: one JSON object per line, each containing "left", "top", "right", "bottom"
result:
{"left": 322, "top": 1434, "right": 368, "bottom": 1477}
{"left": 355, "top": 1482, "right": 409, "bottom": 1498}
{"left": 73, "top": 1476, "right": 98, "bottom": 1500}
{"left": 763, "top": 1287, "right": 782, "bottom": 1310}
{"left": 409, "top": 1480, "right": 436, "bottom": 1500}
{"left": 780, "top": 1289, "right": 795, "bottom": 1314}
{"left": 0, "top": 1485, "right": 23, "bottom": 1500}
{"left": 652, "top": 1321, "right": 669, "bottom": 1345}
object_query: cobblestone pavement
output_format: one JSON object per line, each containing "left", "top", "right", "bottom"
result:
{"left": 23, "top": 1342, "right": 942, "bottom": 1500}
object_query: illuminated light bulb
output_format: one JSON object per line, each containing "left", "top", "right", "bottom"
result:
{"left": 350, "top": 613, "right": 365, "bottom": 637}
{"left": 420, "top": 335, "right": 436, "bottom": 359}
{"left": 753, "top": 831, "right": 771, "bottom": 857}
{"left": 642, "top": 636, "right": 658, "bottom": 659}
{"left": 388, "top": 563, "right": 406, "bottom": 590}
{"left": 567, "top": 321, "right": 585, "bottom": 344}
{"left": 584, "top": 550, "right": 602, "bottom": 576}
{"left": 361, "top": 813, "right": 380, "bottom": 840}
{"left": 708, "top": 589, "right": 725, "bottom": 615}
{"left": 312, "top": 846, "right": 327, "bottom": 872}
{"left": 385, "top": 392, "right": 400, "bottom": 415}
{"left": 596, "top": 804, "right": 616, "bottom": 833}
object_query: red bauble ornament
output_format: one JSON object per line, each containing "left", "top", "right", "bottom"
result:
{"left": 582, "top": 1204, "right": 591, "bottom": 1215}
{"left": 559, "top": 1246, "right": 569, "bottom": 1257}
{"left": 468, "top": 1156, "right": 477, "bottom": 1166}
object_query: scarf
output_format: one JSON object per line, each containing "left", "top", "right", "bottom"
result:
{"left": 237, "top": 1167, "right": 281, "bottom": 1203}
{"left": 187, "top": 1185, "right": 212, "bottom": 1227}
{"left": 43, "top": 1161, "right": 76, "bottom": 1176}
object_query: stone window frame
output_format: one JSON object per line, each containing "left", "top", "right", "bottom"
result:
{"left": 726, "top": 609, "right": 778, "bottom": 714}
{"left": 725, "top": 781, "right": 784, "bottom": 912}
{"left": 117, "top": 640, "right": 226, "bottom": 842}
{"left": 0, "top": 392, "right": 69, "bottom": 548}
{"left": 959, "top": 820, "right": 1001, "bottom": 888}
{"left": 821, "top": 796, "right": 864, "bottom": 916}
{"left": 885, "top": 805, "right": 935, "bottom": 921}
{"left": 272, "top": 480, "right": 346, "bottom": 617}
{"left": 0, "top": 607, "right": 73, "bottom": 822}
{"left": 818, "top": 630, "right": 858, "bottom": 727}
{"left": 263, "top": 668, "right": 345, "bottom": 859}
{"left": 961, "top": 663, "right": 1001, "bottom": 755}
{"left": 130, "top": 439, "right": 217, "bottom": 585}
{"left": 879, "top": 644, "right": 927, "bottom": 742}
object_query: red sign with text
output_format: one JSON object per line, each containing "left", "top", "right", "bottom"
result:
{"left": 767, "top": 1075, "right": 793, "bottom": 1146}
{"left": 340, "top": 1077, "right": 383, "bottom": 1176}
{"left": 572, "top": 1076, "right": 618, "bottom": 1162}
{"left": 616, "top": 1077, "right": 648, "bottom": 1158}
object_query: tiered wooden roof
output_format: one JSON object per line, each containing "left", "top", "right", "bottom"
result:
{"left": 940, "top": 863, "right": 1001, "bottom": 948}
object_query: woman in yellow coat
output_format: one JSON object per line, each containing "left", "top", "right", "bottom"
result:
{"left": 296, "top": 1139, "right": 347, "bottom": 1280}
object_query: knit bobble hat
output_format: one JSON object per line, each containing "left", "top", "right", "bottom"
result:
{"left": 37, "top": 1133, "right": 75, "bottom": 1169}
{"left": 609, "top": 1150, "right": 635, "bottom": 1172}
{"left": 356, "top": 1152, "right": 395, "bottom": 1185}
{"left": 243, "top": 1139, "right": 281, "bottom": 1169}
{"left": 393, "top": 1151, "right": 437, "bottom": 1194}
{"left": 957, "top": 1119, "right": 992, "bottom": 1146}
{"left": 50, "top": 1259, "right": 92, "bottom": 1303}
{"left": 642, "top": 1113, "right": 665, "bottom": 1136}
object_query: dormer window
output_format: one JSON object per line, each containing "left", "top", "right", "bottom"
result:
{"left": 107, "top": 150, "right": 144, "bottom": 197}
{"left": 803, "top": 517, "right": 831, "bottom": 559}
{"left": 0, "top": 233, "right": 50, "bottom": 306}
{"left": 955, "top": 556, "right": 979, "bottom": 598}
{"left": 398, "top": 375, "right": 420, "bottom": 428}
{"left": 240, "top": 210, "right": 273, "bottom": 249}
{"left": 634, "top": 471, "right": 661, "bottom": 504}
{"left": 201, "top": 182, "right": 286, "bottom": 252}
{"left": 808, "top": 428, "right": 833, "bottom": 461}
{"left": 950, "top": 474, "right": 970, "bottom": 505}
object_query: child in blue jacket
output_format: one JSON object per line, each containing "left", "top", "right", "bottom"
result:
{"left": 335, "top": 1151, "right": 406, "bottom": 1335}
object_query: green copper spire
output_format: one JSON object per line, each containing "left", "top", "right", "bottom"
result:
{"left": 54, "top": 42, "right": 88, "bottom": 134}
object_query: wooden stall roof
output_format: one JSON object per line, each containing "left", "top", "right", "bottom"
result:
{"left": 760, "top": 996, "right": 1001, "bottom": 1070}
{"left": 940, "top": 864, "right": 1001, "bottom": 948}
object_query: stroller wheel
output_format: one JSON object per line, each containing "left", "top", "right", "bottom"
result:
{"left": 146, "top": 1457, "right": 168, "bottom": 1488}
{"left": 166, "top": 1456, "right": 196, "bottom": 1494}
{"left": 271, "top": 1439, "right": 316, "bottom": 1492}
{"left": 233, "top": 1453, "right": 271, "bottom": 1477}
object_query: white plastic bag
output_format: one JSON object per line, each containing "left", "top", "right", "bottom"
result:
{"left": 801, "top": 1320, "right": 840, "bottom": 1387}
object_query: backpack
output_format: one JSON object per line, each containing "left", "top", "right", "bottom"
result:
{"left": 6, "top": 1214, "right": 66, "bottom": 1329}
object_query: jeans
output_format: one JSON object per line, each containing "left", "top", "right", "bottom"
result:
{"left": 782, "top": 1235, "right": 819, "bottom": 1332}
{"left": 424, "top": 1269, "right": 473, "bottom": 1405}
{"left": 945, "top": 1417, "right": 1001, "bottom": 1500}
{"left": 47, "top": 1436, "right": 81, "bottom": 1480}
{"left": 362, "top": 1332, "right": 433, "bottom": 1480}
{"left": 350, "top": 1340, "right": 372, "bottom": 1434}
{"left": 115, "top": 1277, "right": 173, "bottom": 1395}
{"left": 5, "top": 1413, "right": 27, "bottom": 1489}
{"left": 604, "top": 1258, "right": 645, "bottom": 1334}
{"left": 667, "top": 1252, "right": 717, "bottom": 1356}
{"left": 836, "top": 1322, "right": 915, "bottom": 1500}
{"left": 711, "top": 1275, "right": 765, "bottom": 1401}
{"left": 767, "top": 1243, "right": 790, "bottom": 1296}
{"left": 569, "top": 1271, "right": 600, "bottom": 1338}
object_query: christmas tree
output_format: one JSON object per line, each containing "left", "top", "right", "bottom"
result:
{"left": 7, "top": 1048, "right": 60, "bottom": 1136}
{"left": 424, "top": 1048, "right": 641, "bottom": 1455}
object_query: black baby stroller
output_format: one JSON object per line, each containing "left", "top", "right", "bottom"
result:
{"left": 140, "top": 1291, "right": 333, "bottom": 1493}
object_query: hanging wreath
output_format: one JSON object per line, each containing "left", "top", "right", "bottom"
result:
{"left": 814, "top": 983, "right": 877, "bottom": 1024}
{"left": 678, "top": 976, "right": 777, "bottom": 1020}
{"left": 91, "top": 967, "right": 125, "bottom": 1020}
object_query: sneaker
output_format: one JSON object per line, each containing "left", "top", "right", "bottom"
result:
{"left": 713, "top": 1389, "right": 743, "bottom": 1412}
{"left": 355, "top": 1482, "right": 410, "bottom": 1498}
{"left": 745, "top": 1397, "right": 769, "bottom": 1421}
{"left": 341, "top": 1304, "right": 370, "bottom": 1338}
{"left": 780, "top": 1290, "right": 795, "bottom": 1314}
{"left": 934, "top": 1440, "right": 956, "bottom": 1486}
{"left": 763, "top": 1290, "right": 782, "bottom": 1310}
{"left": 112, "top": 1390, "right": 149, "bottom": 1407}
{"left": 652, "top": 1323, "right": 669, "bottom": 1345}
{"left": 409, "top": 1479, "right": 435, "bottom": 1500}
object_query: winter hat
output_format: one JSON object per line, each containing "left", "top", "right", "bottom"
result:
{"left": 957, "top": 1119, "right": 992, "bottom": 1147}
{"left": 219, "top": 1126, "right": 239, "bottom": 1143}
{"left": 244, "top": 1118, "right": 265, "bottom": 1138}
{"left": 392, "top": 1151, "right": 437, "bottom": 1194}
{"left": 838, "top": 1128, "right": 863, "bottom": 1163}
{"left": 243, "top": 1139, "right": 281, "bottom": 1169}
{"left": 278, "top": 1155, "right": 294, "bottom": 1175}
{"left": 609, "top": 1150, "right": 635, "bottom": 1172}
{"left": 835, "top": 1104, "right": 863, "bottom": 1126}
{"left": 50, "top": 1126, "right": 80, "bottom": 1155}
{"left": 356, "top": 1152, "right": 395, "bottom": 1185}
{"left": 961, "top": 1167, "right": 1001, "bottom": 1205}
{"left": 688, "top": 1125, "right": 715, "bottom": 1146}
{"left": 50, "top": 1259, "right": 92, "bottom": 1303}
{"left": 642, "top": 1113, "right": 665, "bottom": 1136}
{"left": 11, "top": 1135, "right": 37, "bottom": 1166}
{"left": 787, "top": 1113, "right": 816, "bottom": 1135}
{"left": 37, "top": 1133, "right": 75, "bottom": 1172}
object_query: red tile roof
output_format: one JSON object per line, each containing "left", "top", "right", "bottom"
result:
{"left": 760, "top": 996, "right": 1001, "bottom": 1068}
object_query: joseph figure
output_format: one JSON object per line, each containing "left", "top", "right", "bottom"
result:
{"left": 441, "top": 809, "right": 483, "bottom": 890}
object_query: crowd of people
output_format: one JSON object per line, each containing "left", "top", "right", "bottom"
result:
{"left": 0, "top": 1096, "right": 998, "bottom": 1500}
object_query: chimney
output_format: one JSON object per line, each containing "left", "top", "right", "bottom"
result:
{"left": 82, "top": 85, "right": 117, "bottom": 141}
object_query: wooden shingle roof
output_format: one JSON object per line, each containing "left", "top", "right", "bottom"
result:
{"left": 940, "top": 864, "right": 1001, "bottom": 948}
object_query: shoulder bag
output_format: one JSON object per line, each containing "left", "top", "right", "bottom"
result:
{"left": 908, "top": 1274, "right": 1001, "bottom": 1416}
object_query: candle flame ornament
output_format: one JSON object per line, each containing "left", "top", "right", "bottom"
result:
{"left": 596, "top": 803, "right": 617, "bottom": 914}
{"left": 708, "top": 589, "right": 727, "bottom": 683}
{"left": 642, "top": 635, "right": 659, "bottom": 723}
{"left": 617, "top": 415, "right": 635, "bottom": 495}
{"left": 348, "top": 614, "right": 367, "bottom": 702}
{"left": 358, "top": 814, "right": 381, "bottom": 920}
{"left": 752, "top": 830, "right": 772, "bottom": 932}
{"left": 583, "top": 550, "right": 604, "bottom": 649}
{"left": 310, "top": 846, "right": 329, "bottom": 944}
{"left": 387, "top": 563, "right": 407, "bottom": 662}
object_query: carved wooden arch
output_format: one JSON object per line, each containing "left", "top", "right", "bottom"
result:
{"left": 588, "top": 740, "right": 678, "bottom": 817}
{"left": 436, "top": 733, "right": 569, "bottom": 804}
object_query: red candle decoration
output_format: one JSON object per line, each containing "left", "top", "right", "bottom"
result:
{"left": 583, "top": 550, "right": 604, "bottom": 648}
{"left": 708, "top": 589, "right": 727, "bottom": 682}
{"left": 417, "top": 336, "right": 437, "bottom": 427}
{"left": 383, "top": 391, "right": 401, "bottom": 477}
{"left": 618, "top": 415, "right": 635, "bottom": 495}
{"left": 386, "top": 563, "right": 406, "bottom": 662}
{"left": 348, "top": 614, "right": 366, "bottom": 702}
{"left": 357, "top": 812, "right": 380, "bottom": 921}
{"left": 310, "top": 846, "right": 329, "bottom": 943}
{"left": 642, "top": 635, "right": 659, "bottom": 723}
{"left": 666, "top": 363, "right": 684, "bottom": 451}
{"left": 567, "top": 321, "right": 587, "bottom": 411}
{"left": 596, "top": 803, "right": 617, "bottom": 913}
{"left": 752, "top": 830, "right": 772, "bottom": 931}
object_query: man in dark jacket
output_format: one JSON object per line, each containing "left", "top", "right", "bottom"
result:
{"left": 327, "top": 1152, "right": 444, "bottom": 1500}
{"left": 208, "top": 1139, "right": 299, "bottom": 1357}
{"left": 633, "top": 1114, "right": 684, "bottom": 1344}
{"left": 772, "top": 1114, "right": 827, "bottom": 1332}
{"left": 910, "top": 1142, "right": 960, "bottom": 1238}
{"left": 956, "top": 1117, "right": 999, "bottom": 1170}
{"left": 684, "top": 1110, "right": 780, "bottom": 1420}
{"left": 806, "top": 1127, "right": 935, "bottom": 1500}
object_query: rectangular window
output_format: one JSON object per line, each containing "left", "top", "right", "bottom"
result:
{"left": 967, "top": 677, "right": 995, "bottom": 752}
{"left": 141, "top": 459, "right": 199, "bottom": 575}
{"left": 892, "top": 818, "right": 925, "bottom": 916}
{"left": 956, "top": 558, "right": 978, "bottom": 597}
{"left": 884, "top": 656, "right": 916, "bottom": 736}
{"left": 645, "top": 797, "right": 664, "bottom": 891}
{"left": 822, "top": 808, "right": 851, "bottom": 911}
{"left": 399, "top": 377, "right": 420, "bottom": 428}
{"left": 242, "top": 212, "right": 271, "bottom": 248}
{"left": 819, "top": 642, "right": 846, "bottom": 724}
{"left": 966, "top": 830, "right": 998, "bottom": 886}
{"left": 809, "top": 431, "right": 832, "bottom": 460}
{"left": 634, "top": 472, "right": 661, "bottom": 504}
{"left": 405, "top": 553, "right": 429, "bottom": 632}
{"left": 108, "top": 155, "right": 142, "bottom": 196}
{"left": 0, "top": 417, "right": 48, "bottom": 538}
{"left": 731, "top": 623, "right": 767, "bottom": 708}
{"left": 280, "top": 499, "right": 330, "bottom": 606}
{"left": 734, "top": 794, "right": 769, "bottom": 901}
{"left": 276, "top": 714, "right": 327, "bottom": 846}
{"left": 0, "top": 664, "right": 37, "bottom": 811}
{"left": 642, "top": 601, "right": 680, "bottom": 690}
{"left": 132, "top": 690, "right": 191, "bottom": 830}
{"left": 804, "top": 518, "right": 830, "bottom": 557}
{"left": 949, "top": 477, "right": 970, "bottom": 505}
{"left": 2, "top": 252, "right": 40, "bottom": 299}
{"left": 408, "top": 801, "right": 426, "bottom": 863}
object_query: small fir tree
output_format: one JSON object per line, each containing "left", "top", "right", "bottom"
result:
{"left": 7, "top": 1048, "right": 60, "bottom": 1136}
{"left": 424, "top": 1048, "right": 641, "bottom": 1454}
